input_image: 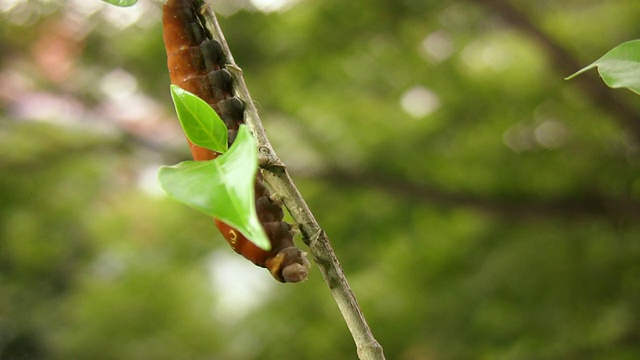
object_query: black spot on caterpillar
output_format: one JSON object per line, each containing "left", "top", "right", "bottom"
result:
{"left": 162, "top": 0, "right": 309, "bottom": 282}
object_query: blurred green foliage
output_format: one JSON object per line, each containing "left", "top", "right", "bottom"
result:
{"left": 1, "top": 0, "right": 640, "bottom": 359}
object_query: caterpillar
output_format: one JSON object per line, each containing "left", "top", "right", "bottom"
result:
{"left": 162, "top": 0, "right": 309, "bottom": 282}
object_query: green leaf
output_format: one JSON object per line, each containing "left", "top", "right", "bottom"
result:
{"left": 157, "top": 125, "right": 269, "bottom": 250}
{"left": 566, "top": 40, "right": 640, "bottom": 95}
{"left": 170, "top": 85, "right": 228, "bottom": 154}
{"left": 100, "top": 0, "right": 138, "bottom": 7}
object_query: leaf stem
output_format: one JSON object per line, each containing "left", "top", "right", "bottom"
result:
{"left": 196, "top": 1, "right": 385, "bottom": 358}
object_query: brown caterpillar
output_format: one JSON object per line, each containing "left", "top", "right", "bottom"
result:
{"left": 162, "top": 0, "right": 309, "bottom": 282}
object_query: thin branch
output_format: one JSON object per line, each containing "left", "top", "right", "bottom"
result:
{"left": 197, "top": 1, "right": 385, "bottom": 359}
{"left": 473, "top": 0, "right": 640, "bottom": 142}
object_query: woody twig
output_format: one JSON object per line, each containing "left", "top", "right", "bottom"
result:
{"left": 196, "top": 1, "right": 385, "bottom": 359}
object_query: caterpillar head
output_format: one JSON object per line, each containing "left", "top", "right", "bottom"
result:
{"left": 265, "top": 247, "right": 310, "bottom": 283}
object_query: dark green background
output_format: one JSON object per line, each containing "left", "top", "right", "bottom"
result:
{"left": 1, "top": 0, "right": 639, "bottom": 358}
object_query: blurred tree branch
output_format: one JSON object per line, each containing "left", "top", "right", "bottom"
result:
{"left": 320, "top": 169, "right": 640, "bottom": 221}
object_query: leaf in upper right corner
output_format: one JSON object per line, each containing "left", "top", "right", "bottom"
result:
{"left": 566, "top": 40, "right": 640, "bottom": 96}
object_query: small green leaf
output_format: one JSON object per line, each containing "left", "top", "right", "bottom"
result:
{"left": 157, "top": 125, "right": 269, "bottom": 250}
{"left": 566, "top": 40, "right": 640, "bottom": 95}
{"left": 170, "top": 85, "right": 228, "bottom": 154}
{"left": 100, "top": 0, "right": 138, "bottom": 7}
